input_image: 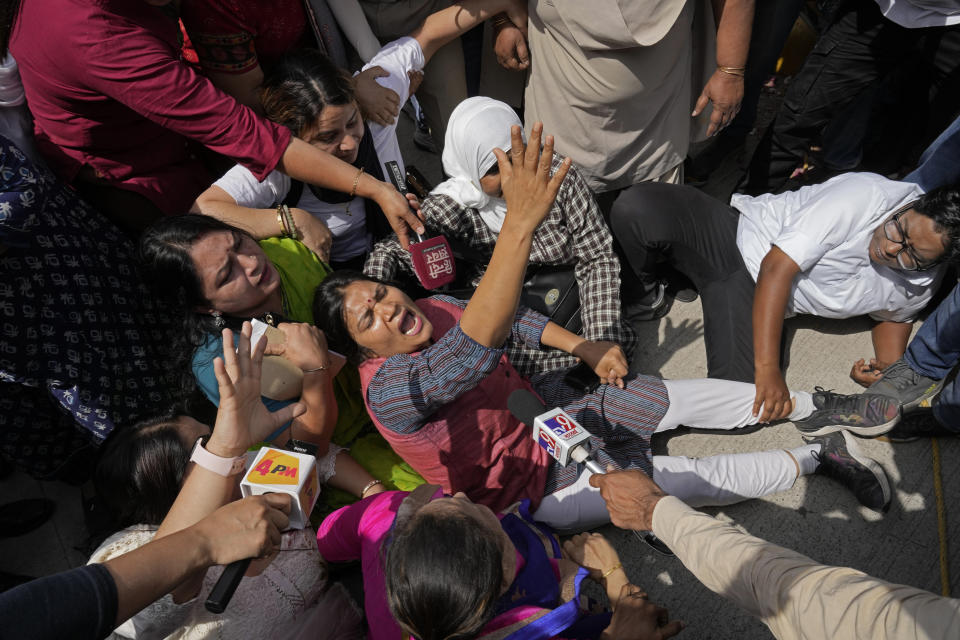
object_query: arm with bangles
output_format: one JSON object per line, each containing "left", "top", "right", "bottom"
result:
{"left": 692, "top": 0, "right": 753, "bottom": 137}
{"left": 154, "top": 325, "right": 304, "bottom": 602}
{"left": 265, "top": 322, "right": 386, "bottom": 499}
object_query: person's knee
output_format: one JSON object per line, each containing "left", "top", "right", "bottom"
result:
{"left": 609, "top": 183, "right": 687, "bottom": 243}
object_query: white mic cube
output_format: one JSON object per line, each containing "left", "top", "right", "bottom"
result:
{"left": 531, "top": 408, "right": 593, "bottom": 466}
{"left": 240, "top": 447, "right": 320, "bottom": 530}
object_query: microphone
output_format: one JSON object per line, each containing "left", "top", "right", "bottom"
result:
{"left": 508, "top": 390, "right": 673, "bottom": 556}
{"left": 205, "top": 443, "right": 322, "bottom": 613}
{"left": 384, "top": 160, "right": 456, "bottom": 290}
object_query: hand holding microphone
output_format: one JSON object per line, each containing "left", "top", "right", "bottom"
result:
{"left": 508, "top": 390, "right": 672, "bottom": 556}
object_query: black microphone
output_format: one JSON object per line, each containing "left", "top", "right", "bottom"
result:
{"left": 509, "top": 390, "right": 673, "bottom": 556}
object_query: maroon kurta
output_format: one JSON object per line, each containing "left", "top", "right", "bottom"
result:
{"left": 10, "top": 0, "right": 291, "bottom": 215}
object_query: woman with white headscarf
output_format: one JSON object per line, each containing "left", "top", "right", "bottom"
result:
{"left": 364, "top": 96, "right": 638, "bottom": 376}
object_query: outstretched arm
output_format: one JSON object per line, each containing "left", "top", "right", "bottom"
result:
{"left": 459, "top": 124, "right": 570, "bottom": 347}
{"left": 410, "top": 0, "right": 527, "bottom": 62}
{"left": 752, "top": 246, "right": 799, "bottom": 421}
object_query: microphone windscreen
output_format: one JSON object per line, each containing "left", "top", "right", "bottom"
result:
{"left": 410, "top": 235, "right": 456, "bottom": 289}
{"left": 508, "top": 389, "right": 547, "bottom": 427}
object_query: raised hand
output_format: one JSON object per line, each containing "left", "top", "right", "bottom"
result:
{"left": 208, "top": 323, "right": 305, "bottom": 457}
{"left": 494, "top": 123, "right": 571, "bottom": 235}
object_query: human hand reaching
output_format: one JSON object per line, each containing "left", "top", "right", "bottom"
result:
{"left": 572, "top": 340, "right": 628, "bottom": 388}
{"left": 354, "top": 66, "right": 400, "bottom": 126}
{"left": 752, "top": 365, "right": 792, "bottom": 422}
{"left": 209, "top": 323, "right": 306, "bottom": 457}
{"left": 601, "top": 584, "right": 684, "bottom": 640}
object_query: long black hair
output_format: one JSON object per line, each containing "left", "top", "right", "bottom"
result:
{"left": 260, "top": 48, "right": 356, "bottom": 137}
{"left": 385, "top": 508, "right": 504, "bottom": 640}
{"left": 0, "top": 0, "right": 23, "bottom": 58}
{"left": 138, "top": 214, "right": 252, "bottom": 396}
{"left": 94, "top": 416, "right": 192, "bottom": 528}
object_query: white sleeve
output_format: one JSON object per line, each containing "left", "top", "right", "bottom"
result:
{"left": 213, "top": 164, "right": 292, "bottom": 210}
{"left": 775, "top": 174, "right": 916, "bottom": 272}
{"left": 361, "top": 37, "right": 425, "bottom": 107}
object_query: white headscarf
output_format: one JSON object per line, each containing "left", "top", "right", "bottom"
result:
{"left": 431, "top": 97, "right": 526, "bottom": 234}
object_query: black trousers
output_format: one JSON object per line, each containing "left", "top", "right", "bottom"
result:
{"left": 610, "top": 183, "right": 756, "bottom": 382}
{"left": 742, "top": 0, "right": 960, "bottom": 195}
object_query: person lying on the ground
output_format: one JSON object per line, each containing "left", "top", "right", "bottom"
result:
{"left": 139, "top": 214, "right": 425, "bottom": 508}
{"left": 609, "top": 175, "right": 960, "bottom": 421}
{"left": 364, "top": 96, "right": 638, "bottom": 376}
{"left": 317, "top": 484, "right": 683, "bottom": 640}
{"left": 590, "top": 469, "right": 960, "bottom": 640}
{"left": 315, "top": 125, "right": 899, "bottom": 532}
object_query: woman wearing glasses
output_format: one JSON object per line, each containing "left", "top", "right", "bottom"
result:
{"left": 608, "top": 175, "right": 960, "bottom": 422}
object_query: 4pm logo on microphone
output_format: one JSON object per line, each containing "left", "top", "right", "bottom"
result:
{"left": 544, "top": 413, "right": 583, "bottom": 440}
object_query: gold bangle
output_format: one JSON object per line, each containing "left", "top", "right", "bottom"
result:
{"left": 717, "top": 65, "right": 746, "bottom": 77}
{"left": 277, "top": 207, "right": 289, "bottom": 237}
{"left": 601, "top": 562, "right": 623, "bottom": 579}
{"left": 302, "top": 363, "right": 328, "bottom": 374}
{"left": 491, "top": 13, "right": 513, "bottom": 30}
{"left": 360, "top": 479, "right": 383, "bottom": 498}
{"left": 349, "top": 167, "right": 364, "bottom": 199}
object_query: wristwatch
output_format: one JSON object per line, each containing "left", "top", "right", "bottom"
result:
{"left": 189, "top": 437, "right": 247, "bottom": 477}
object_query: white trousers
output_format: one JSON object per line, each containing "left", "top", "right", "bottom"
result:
{"left": 533, "top": 379, "right": 812, "bottom": 531}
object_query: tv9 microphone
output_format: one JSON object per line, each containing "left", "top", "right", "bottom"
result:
{"left": 508, "top": 390, "right": 673, "bottom": 556}
{"left": 384, "top": 160, "right": 456, "bottom": 289}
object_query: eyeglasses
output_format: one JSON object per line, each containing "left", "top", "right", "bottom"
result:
{"left": 882, "top": 203, "right": 938, "bottom": 272}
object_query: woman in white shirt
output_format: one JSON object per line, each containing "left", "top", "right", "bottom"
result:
{"left": 609, "top": 175, "right": 960, "bottom": 422}
{"left": 193, "top": 0, "right": 526, "bottom": 269}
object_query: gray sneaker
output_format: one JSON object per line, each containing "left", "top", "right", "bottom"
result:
{"left": 805, "top": 431, "right": 892, "bottom": 512}
{"left": 793, "top": 388, "right": 900, "bottom": 437}
{"left": 864, "top": 358, "right": 943, "bottom": 412}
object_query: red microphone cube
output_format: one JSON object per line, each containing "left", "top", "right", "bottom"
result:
{"left": 409, "top": 235, "right": 456, "bottom": 289}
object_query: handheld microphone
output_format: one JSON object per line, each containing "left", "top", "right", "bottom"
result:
{"left": 508, "top": 390, "right": 673, "bottom": 556}
{"left": 205, "top": 443, "right": 322, "bottom": 614}
{"left": 384, "top": 160, "right": 456, "bottom": 290}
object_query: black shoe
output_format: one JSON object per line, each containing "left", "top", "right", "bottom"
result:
{"left": 864, "top": 358, "right": 944, "bottom": 413}
{"left": 806, "top": 431, "right": 891, "bottom": 512}
{"left": 623, "top": 280, "right": 668, "bottom": 322}
{"left": 793, "top": 388, "right": 900, "bottom": 437}
{"left": 882, "top": 408, "right": 957, "bottom": 443}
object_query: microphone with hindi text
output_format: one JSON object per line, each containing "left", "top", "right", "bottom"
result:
{"left": 507, "top": 389, "right": 673, "bottom": 556}
{"left": 384, "top": 160, "right": 456, "bottom": 289}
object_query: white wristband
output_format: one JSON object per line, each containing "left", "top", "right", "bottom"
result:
{"left": 189, "top": 438, "right": 246, "bottom": 477}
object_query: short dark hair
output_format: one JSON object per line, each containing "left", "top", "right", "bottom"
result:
{"left": 914, "top": 183, "right": 960, "bottom": 263}
{"left": 313, "top": 270, "right": 386, "bottom": 364}
{"left": 94, "top": 416, "right": 192, "bottom": 528}
{"left": 260, "top": 49, "right": 356, "bottom": 136}
{"left": 138, "top": 214, "right": 254, "bottom": 395}
{"left": 385, "top": 509, "right": 503, "bottom": 640}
